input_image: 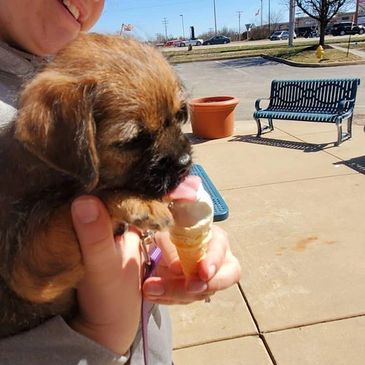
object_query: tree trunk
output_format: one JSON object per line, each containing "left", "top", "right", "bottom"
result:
{"left": 319, "top": 21, "right": 326, "bottom": 46}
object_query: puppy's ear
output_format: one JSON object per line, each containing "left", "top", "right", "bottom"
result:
{"left": 15, "top": 71, "right": 99, "bottom": 191}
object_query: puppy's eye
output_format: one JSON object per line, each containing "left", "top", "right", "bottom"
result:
{"left": 113, "top": 132, "right": 153, "bottom": 150}
{"left": 175, "top": 103, "right": 188, "bottom": 124}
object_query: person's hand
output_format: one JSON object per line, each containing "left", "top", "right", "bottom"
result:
{"left": 69, "top": 196, "right": 142, "bottom": 355}
{"left": 143, "top": 225, "right": 241, "bottom": 304}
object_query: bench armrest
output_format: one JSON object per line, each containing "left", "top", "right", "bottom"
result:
{"left": 337, "top": 98, "right": 356, "bottom": 114}
{"left": 255, "top": 97, "right": 271, "bottom": 111}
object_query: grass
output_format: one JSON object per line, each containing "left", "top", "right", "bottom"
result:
{"left": 162, "top": 36, "right": 365, "bottom": 65}
{"left": 336, "top": 40, "right": 365, "bottom": 51}
{"left": 269, "top": 46, "right": 361, "bottom": 64}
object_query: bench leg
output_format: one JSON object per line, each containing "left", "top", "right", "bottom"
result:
{"left": 347, "top": 116, "right": 353, "bottom": 139}
{"left": 335, "top": 117, "right": 352, "bottom": 146}
{"left": 336, "top": 122, "right": 342, "bottom": 146}
{"left": 268, "top": 118, "right": 274, "bottom": 131}
{"left": 255, "top": 118, "right": 274, "bottom": 137}
{"left": 255, "top": 118, "right": 262, "bottom": 137}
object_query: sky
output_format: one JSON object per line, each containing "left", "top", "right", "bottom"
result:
{"left": 91, "top": 0, "right": 286, "bottom": 40}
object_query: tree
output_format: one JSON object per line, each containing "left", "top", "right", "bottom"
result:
{"left": 296, "top": 0, "right": 351, "bottom": 46}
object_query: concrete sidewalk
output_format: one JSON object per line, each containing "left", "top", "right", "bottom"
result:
{"left": 171, "top": 120, "right": 365, "bottom": 365}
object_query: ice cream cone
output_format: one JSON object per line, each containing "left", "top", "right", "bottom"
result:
{"left": 168, "top": 178, "right": 214, "bottom": 277}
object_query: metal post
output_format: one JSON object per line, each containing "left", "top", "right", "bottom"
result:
{"left": 355, "top": 0, "right": 359, "bottom": 24}
{"left": 261, "top": 0, "right": 263, "bottom": 27}
{"left": 237, "top": 11, "right": 243, "bottom": 41}
{"left": 180, "top": 14, "right": 185, "bottom": 39}
{"left": 288, "top": 0, "right": 295, "bottom": 47}
{"left": 213, "top": 0, "right": 217, "bottom": 35}
{"left": 268, "top": 0, "right": 271, "bottom": 33}
{"left": 162, "top": 18, "right": 168, "bottom": 40}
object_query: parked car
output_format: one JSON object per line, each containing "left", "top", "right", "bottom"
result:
{"left": 303, "top": 28, "right": 319, "bottom": 38}
{"left": 331, "top": 22, "right": 365, "bottom": 36}
{"left": 269, "top": 30, "right": 296, "bottom": 41}
{"left": 203, "top": 35, "right": 231, "bottom": 45}
{"left": 188, "top": 38, "right": 203, "bottom": 46}
{"left": 173, "top": 39, "right": 185, "bottom": 47}
{"left": 164, "top": 39, "right": 180, "bottom": 47}
{"left": 176, "top": 38, "right": 204, "bottom": 47}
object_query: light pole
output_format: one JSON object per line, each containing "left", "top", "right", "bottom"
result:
{"left": 162, "top": 18, "right": 168, "bottom": 41}
{"left": 288, "top": 0, "right": 295, "bottom": 47}
{"left": 213, "top": 0, "right": 217, "bottom": 35}
{"left": 355, "top": 0, "right": 359, "bottom": 24}
{"left": 180, "top": 14, "right": 185, "bottom": 39}
{"left": 237, "top": 11, "right": 243, "bottom": 41}
{"left": 268, "top": 0, "right": 271, "bottom": 34}
{"left": 261, "top": 0, "right": 263, "bottom": 27}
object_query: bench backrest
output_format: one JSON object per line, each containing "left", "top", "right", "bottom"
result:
{"left": 269, "top": 78, "right": 360, "bottom": 113}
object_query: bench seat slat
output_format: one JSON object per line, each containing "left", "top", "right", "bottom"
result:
{"left": 254, "top": 110, "right": 341, "bottom": 122}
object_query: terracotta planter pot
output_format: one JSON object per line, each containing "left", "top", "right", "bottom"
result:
{"left": 189, "top": 96, "right": 239, "bottom": 139}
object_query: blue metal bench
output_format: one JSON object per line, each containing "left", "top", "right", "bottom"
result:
{"left": 253, "top": 78, "right": 360, "bottom": 146}
{"left": 190, "top": 164, "right": 229, "bottom": 221}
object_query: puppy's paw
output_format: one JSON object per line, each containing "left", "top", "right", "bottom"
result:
{"left": 126, "top": 200, "right": 173, "bottom": 231}
{"left": 105, "top": 194, "right": 172, "bottom": 232}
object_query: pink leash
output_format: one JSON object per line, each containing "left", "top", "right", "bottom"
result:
{"left": 140, "top": 231, "right": 162, "bottom": 365}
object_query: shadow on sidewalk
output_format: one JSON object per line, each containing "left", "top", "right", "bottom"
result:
{"left": 333, "top": 155, "right": 365, "bottom": 174}
{"left": 216, "top": 57, "right": 278, "bottom": 68}
{"left": 186, "top": 133, "right": 212, "bottom": 145}
{"left": 229, "top": 134, "right": 334, "bottom": 152}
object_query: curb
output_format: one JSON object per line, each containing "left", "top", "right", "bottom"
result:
{"left": 262, "top": 54, "right": 365, "bottom": 67}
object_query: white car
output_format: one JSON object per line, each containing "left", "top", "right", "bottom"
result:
{"left": 269, "top": 30, "right": 296, "bottom": 41}
{"left": 176, "top": 38, "right": 203, "bottom": 47}
{"left": 188, "top": 38, "right": 203, "bottom": 46}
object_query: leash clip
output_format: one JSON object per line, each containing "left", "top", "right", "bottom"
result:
{"left": 140, "top": 230, "right": 155, "bottom": 267}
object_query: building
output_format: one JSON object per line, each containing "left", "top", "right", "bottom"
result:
{"left": 274, "top": 11, "right": 356, "bottom": 37}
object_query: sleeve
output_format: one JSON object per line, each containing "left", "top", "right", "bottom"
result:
{"left": 0, "top": 316, "right": 130, "bottom": 365}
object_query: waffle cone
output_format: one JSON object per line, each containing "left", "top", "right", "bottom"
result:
{"left": 170, "top": 224, "right": 212, "bottom": 277}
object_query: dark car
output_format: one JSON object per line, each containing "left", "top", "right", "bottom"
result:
{"left": 203, "top": 35, "right": 230, "bottom": 45}
{"left": 331, "top": 22, "right": 365, "bottom": 36}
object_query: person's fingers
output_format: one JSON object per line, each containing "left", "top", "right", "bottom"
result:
{"left": 144, "top": 252, "right": 240, "bottom": 305}
{"left": 154, "top": 231, "right": 183, "bottom": 275}
{"left": 72, "top": 196, "right": 118, "bottom": 276}
{"left": 143, "top": 276, "right": 213, "bottom": 304}
{"left": 204, "top": 251, "right": 241, "bottom": 292}
{"left": 198, "top": 225, "right": 228, "bottom": 281}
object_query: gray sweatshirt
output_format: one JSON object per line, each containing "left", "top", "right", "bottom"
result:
{"left": 0, "top": 41, "right": 172, "bottom": 365}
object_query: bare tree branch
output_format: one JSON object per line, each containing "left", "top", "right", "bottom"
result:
{"left": 296, "top": 0, "right": 351, "bottom": 45}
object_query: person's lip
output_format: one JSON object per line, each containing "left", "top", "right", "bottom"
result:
{"left": 58, "top": 0, "right": 89, "bottom": 25}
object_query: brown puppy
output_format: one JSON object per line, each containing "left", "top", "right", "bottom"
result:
{"left": 0, "top": 33, "right": 192, "bottom": 337}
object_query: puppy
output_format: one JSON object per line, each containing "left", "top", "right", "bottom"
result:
{"left": 0, "top": 33, "right": 192, "bottom": 337}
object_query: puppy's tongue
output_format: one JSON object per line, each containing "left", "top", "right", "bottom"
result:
{"left": 168, "top": 176, "right": 202, "bottom": 201}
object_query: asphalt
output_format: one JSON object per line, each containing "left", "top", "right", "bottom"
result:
{"left": 170, "top": 50, "right": 365, "bottom": 365}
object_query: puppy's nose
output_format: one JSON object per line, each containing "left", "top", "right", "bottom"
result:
{"left": 178, "top": 153, "right": 191, "bottom": 167}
